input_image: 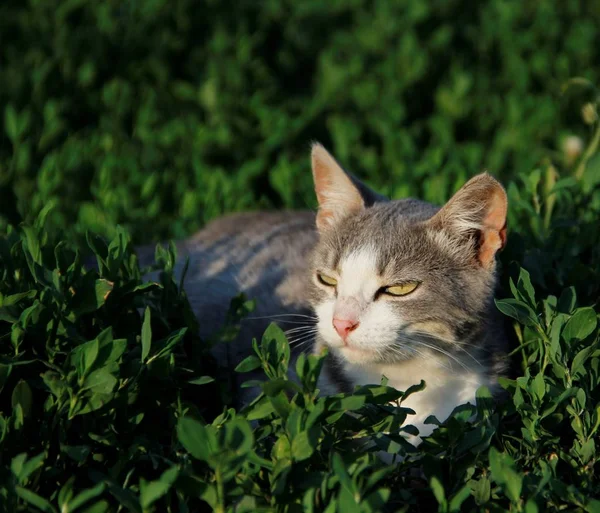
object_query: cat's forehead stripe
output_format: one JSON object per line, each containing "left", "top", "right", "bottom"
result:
{"left": 338, "top": 246, "right": 379, "bottom": 296}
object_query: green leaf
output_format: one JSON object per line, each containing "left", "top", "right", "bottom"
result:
{"left": 66, "top": 482, "right": 106, "bottom": 512}
{"left": 401, "top": 380, "right": 426, "bottom": 400}
{"left": 82, "top": 369, "right": 117, "bottom": 394}
{"left": 543, "top": 295, "right": 557, "bottom": 328}
{"left": 74, "top": 278, "right": 114, "bottom": 315}
{"left": 22, "top": 226, "right": 42, "bottom": 264}
{"left": 550, "top": 313, "right": 567, "bottom": 361}
{"left": 0, "top": 364, "right": 11, "bottom": 393}
{"left": 151, "top": 327, "right": 187, "bottom": 360}
{"left": 79, "top": 501, "right": 110, "bottom": 513}
{"left": 525, "top": 499, "right": 539, "bottom": 513}
{"left": 177, "top": 417, "right": 217, "bottom": 461}
{"left": 141, "top": 307, "right": 151, "bottom": 362}
{"left": 11, "top": 453, "right": 27, "bottom": 479}
{"left": 449, "top": 485, "right": 471, "bottom": 512}
{"left": 489, "top": 447, "right": 522, "bottom": 503}
{"left": 139, "top": 467, "right": 178, "bottom": 509}
{"left": 15, "top": 486, "right": 57, "bottom": 513}
{"left": 586, "top": 499, "right": 600, "bottom": 513}
{"left": 363, "top": 488, "right": 391, "bottom": 513}
{"left": 222, "top": 418, "right": 254, "bottom": 456}
{"left": 571, "top": 346, "right": 595, "bottom": 377}
{"left": 0, "top": 290, "right": 36, "bottom": 307}
{"left": 83, "top": 338, "right": 100, "bottom": 377}
{"left": 470, "top": 476, "right": 491, "bottom": 505}
{"left": 332, "top": 453, "right": 354, "bottom": 497}
{"left": 261, "top": 322, "right": 290, "bottom": 375}
{"left": 495, "top": 298, "right": 539, "bottom": 326}
{"left": 579, "top": 439, "right": 595, "bottom": 464}
{"left": 291, "top": 428, "right": 318, "bottom": 461}
{"left": 246, "top": 399, "right": 275, "bottom": 421}
{"left": 188, "top": 376, "right": 215, "bottom": 385}
{"left": 516, "top": 267, "right": 536, "bottom": 306}
{"left": 235, "top": 355, "right": 262, "bottom": 373}
{"left": 61, "top": 445, "right": 91, "bottom": 463}
{"left": 562, "top": 307, "right": 597, "bottom": 343}
{"left": 430, "top": 476, "right": 446, "bottom": 507}
{"left": 12, "top": 380, "right": 33, "bottom": 418}
{"left": 531, "top": 372, "right": 545, "bottom": 403}
{"left": 105, "top": 481, "right": 142, "bottom": 513}
{"left": 5, "top": 104, "right": 19, "bottom": 142}
{"left": 58, "top": 477, "right": 75, "bottom": 511}
{"left": 338, "top": 486, "right": 361, "bottom": 513}
{"left": 328, "top": 393, "right": 366, "bottom": 411}
{"left": 475, "top": 385, "right": 494, "bottom": 420}
{"left": 14, "top": 452, "right": 45, "bottom": 485}
{"left": 558, "top": 286, "right": 577, "bottom": 314}
{"left": 140, "top": 480, "right": 170, "bottom": 509}
{"left": 540, "top": 387, "right": 579, "bottom": 418}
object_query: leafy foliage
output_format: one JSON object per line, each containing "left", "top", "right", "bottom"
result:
{"left": 1, "top": 0, "right": 600, "bottom": 243}
{"left": 1, "top": 0, "right": 600, "bottom": 511}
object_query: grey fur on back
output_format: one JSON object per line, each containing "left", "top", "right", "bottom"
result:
{"left": 160, "top": 211, "right": 318, "bottom": 367}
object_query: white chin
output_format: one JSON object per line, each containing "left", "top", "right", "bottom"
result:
{"left": 337, "top": 344, "right": 378, "bottom": 365}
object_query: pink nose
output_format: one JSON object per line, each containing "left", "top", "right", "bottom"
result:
{"left": 333, "top": 318, "right": 359, "bottom": 341}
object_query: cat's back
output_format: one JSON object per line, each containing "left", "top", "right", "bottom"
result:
{"left": 185, "top": 210, "right": 317, "bottom": 255}
{"left": 174, "top": 210, "right": 318, "bottom": 345}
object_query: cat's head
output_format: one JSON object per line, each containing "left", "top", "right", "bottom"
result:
{"left": 308, "top": 143, "right": 507, "bottom": 367}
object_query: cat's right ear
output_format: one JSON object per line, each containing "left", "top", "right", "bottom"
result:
{"left": 311, "top": 143, "right": 384, "bottom": 231}
{"left": 428, "top": 173, "right": 508, "bottom": 268}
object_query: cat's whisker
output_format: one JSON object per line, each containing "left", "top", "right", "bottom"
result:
{"left": 284, "top": 326, "right": 318, "bottom": 335}
{"left": 387, "top": 344, "right": 454, "bottom": 372}
{"left": 272, "top": 320, "right": 317, "bottom": 326}
{"left": 289, "top": 340, "right": 315, "bottom": 350}
{"left": 411, "top": 331, "right": 484, "bottom": 368}
{"left": 246, "top": 314, "right": 318, "bottom": 321}
{"left": 408, "top": 339, "right": 472, "bottom": 372}
{"left": 287, "top": 329, "right": 317, "bottom": 341}
{"left": 285, "top": 332, "right": 318, "bottom": 342}
{"left": 287, "top": 337, "right": 316, "bottom": 350}
{"left": 449, "top": 345, "right": 482, "bottom": 367}
{"left": 287, "top": 327, "right": 317, "bottom": 340}
{"left": 452, "top": 339, "right": 494, "bottom": 355}
{"left": 287, "top": 337, "right": 316, "bottom": 347}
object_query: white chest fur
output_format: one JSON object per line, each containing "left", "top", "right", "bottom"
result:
{"left": 337, "top": 358, "right": 489, "bottom": 441}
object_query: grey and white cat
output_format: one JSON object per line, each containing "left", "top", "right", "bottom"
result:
{"left": 157, "top": 143, "right": 509, "bottom": 442}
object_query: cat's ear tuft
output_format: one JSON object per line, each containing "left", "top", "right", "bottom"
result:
{"left": 429, "top": 173, "right": 507, "bottom": 268}
{"left": 311, "top": 143, "right": 384, "bottom": 231}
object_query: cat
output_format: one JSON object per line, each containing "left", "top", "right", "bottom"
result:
{"left": 150, "top": 143, "right": 509, "bottom": 443}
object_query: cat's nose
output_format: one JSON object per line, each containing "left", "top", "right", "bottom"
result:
{"left": 333, "top": 318, "right": 359, "bottom": 341}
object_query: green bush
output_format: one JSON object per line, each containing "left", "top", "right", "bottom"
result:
{"left": 1, "top": 0, "right": 600, "bottom": 511}
{"left": 1, "top": 158, "right": 599, "bottom": 510}
{"left": 1, "top": 1, "right": 600, "bottom": 242}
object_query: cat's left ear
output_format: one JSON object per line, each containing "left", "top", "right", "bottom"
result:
{"left": 311, "top": 143, "right": 385, "bottom": 231}
{"left": 428, "top": 173, "right": 507, "bottom": 268}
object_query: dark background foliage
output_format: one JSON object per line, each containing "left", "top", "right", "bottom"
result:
{"left": 1, "top": 1, "right": 600, "bottom": 512}
{"left": 1, "top": 0, "right": 599, "bottom": 242}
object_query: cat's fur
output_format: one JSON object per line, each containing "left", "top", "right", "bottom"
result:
{"left": 149, "top": 143, "right": 509, "bottom": 442}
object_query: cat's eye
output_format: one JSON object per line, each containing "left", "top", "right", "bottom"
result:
{"left": 382, "top": 282, "right": 420, "bottom": 297}
{"left": 317, "top": 273, "right": 337, "bottom": 287}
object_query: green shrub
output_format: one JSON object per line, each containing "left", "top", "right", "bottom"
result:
{"left": 1, "top": 0, "right": 599, "bottom": 243}
{"left": 1, "top": 150, "right": 599, "bottom": 510}
{"left": 1, "top": 0, "right": 600, "bottom": 511}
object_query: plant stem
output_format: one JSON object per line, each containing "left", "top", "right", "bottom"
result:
{"left": 575, "top": 121, "right": 600, "bottom": 180}
{"left": 215, "top": 467, "right": 225, "bottom": 513}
